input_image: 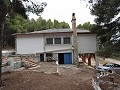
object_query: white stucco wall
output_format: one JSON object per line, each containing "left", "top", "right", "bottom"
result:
{"left": 16, "top": 34, "right": 44, "bottom": 54}
{"left": 16, "top": 32, "right": 96, "bottom": 54}
{"left": 44, "top": 33, "right": 73, "bottom": 52}
{"left": 77, "top": 34, "right": 96, "bottom": 53}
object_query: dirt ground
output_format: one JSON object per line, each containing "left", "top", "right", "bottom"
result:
{"left": 1, "top": 62, "right": 95, "bottom": 90}
{"left": 2, "top": 56, "right": 120, "bottom": 90}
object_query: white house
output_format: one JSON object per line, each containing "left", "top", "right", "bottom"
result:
{"left": 13, "top": 13, "right": 96, "bottom": 64}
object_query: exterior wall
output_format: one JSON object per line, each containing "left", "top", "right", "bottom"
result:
{"left": 15, "top": 32, "right": 96, "bottom": 64}
{"left": 16, "top": 33, "right": 73, "bottom": 54}
{"left": 44, "top": 33, "right": 73, "bottom": 52}
{"left": 77, "top": 34, "right": 96, "bottom": 53}
{"left": 16, "top": 34, "right": 44, "bottom": 54}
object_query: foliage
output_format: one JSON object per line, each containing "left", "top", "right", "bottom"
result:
{"left": 25, "top": 1, "right": 47, "bottom": 16}
{"left": 11, "top": 0, "right": 47, "bottom": 18}
{"left": 60, "top": 21, "right": 70, "bottom": 29}
{"left": 3, "top": 15, "right": 70, "bottom": 48}
{"left": 0, "top": 0, "right": 47, "bottom": 48}
{"left": 53, "top": 19, "right": 70, "bottom": 29}
{"left": 46, "top": 19, "right": 54, "bottom": 29}
{"left": 77, "top": 22, "right": 94, "bottom": 30}
{"left": 7, "top": 15, "right": 29, "bottom": 33}
{"left": 86, "top": 0, "right": 120, "bottom": 58}
{"left": 97, "top": 44, "right": 113, "bottom": 58}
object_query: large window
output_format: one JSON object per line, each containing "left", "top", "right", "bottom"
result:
{"left": 54, "top": 38, "right": 61, "bottom": 44}
{"left": 46, "top": 37, "right": 71, "bottom": 45}
{"left": 46, "top": 38, "right": 53, "bottom": 44}
{"left": 63, "top": 37, "right": 71, "bottom": 44}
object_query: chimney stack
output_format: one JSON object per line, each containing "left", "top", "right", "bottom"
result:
{"left": 72, "top": 13, "right": 79, "bottom": 65}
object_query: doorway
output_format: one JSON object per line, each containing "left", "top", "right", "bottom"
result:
{"left": 58, "top": 53, "right": 64, "bottom": 64}
{"left": 58, "top": 53, "right": 72, "bottom": 64}
{"left": 40, "top": 54, "right": 44, "bottom": 62}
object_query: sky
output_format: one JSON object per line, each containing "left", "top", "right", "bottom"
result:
{"left": 29, "top": 0, "right": 96, "bottom": 28}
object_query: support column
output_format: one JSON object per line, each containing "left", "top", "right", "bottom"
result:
{"left": 44, "top": 53, "right": 46, "bottom": 62}
{"left": 88, "top": 54, "right": 92, "bottom": 66}
{"left": 82, "top": 53, "right": 86, "bottom": 62}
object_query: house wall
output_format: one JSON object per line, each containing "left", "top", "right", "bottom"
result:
{"left": 16, "top": 33, "right": 73, "bottom": 54}
{"left": 16, "top": 32, "right": 96, "bottom": 61}
{"left": 44, "top": 33, "right": 73, "bottom": 52}
{"left": 77, "top": 34, "right": 96, "bottom": 53}
{"left": 16, "top": 34, "right": 44, "bottom": 54}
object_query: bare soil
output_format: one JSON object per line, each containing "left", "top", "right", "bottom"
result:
{"left": 1, "top": 62, "right": 95, "bottom": 90}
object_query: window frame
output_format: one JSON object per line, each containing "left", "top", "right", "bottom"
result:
{"left": 54, "top": 38, "right": 61, "bottom": 45}
{"left": 63, "top": 37, "right": 71, "bottom": 44}
{"left": 46, "top": 38, "right": 53, "bottom": 45}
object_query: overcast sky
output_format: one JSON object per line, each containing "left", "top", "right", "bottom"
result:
{"left": 29, "top": 0, "right": 96, "bottom": 28}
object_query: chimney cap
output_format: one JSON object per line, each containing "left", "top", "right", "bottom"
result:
{"left": 72, "top": 13, "right": 75, "bottom": 16}
{"left": 71, "top": 13, "right": 76, "bottom": 22}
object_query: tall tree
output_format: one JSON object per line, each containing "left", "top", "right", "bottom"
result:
{"left": 77, "top": 22, "right": 94, "bottom": 30}
{"left": 0, "top": 0, "right": 10, "bottom": 85}
{"left": 53, "top": 19, "right": 60, "bottom": 29}
{"left": 27, "top": 18, "right": 37, "bottom": 32}
{"left": 60, "top": 21, "right": 70, "bottom": 28}
{"left": 4, "top": 16, "right": 70, "bottom": 48}
{"left": 46, "top": 19, "right": 53, "bottom": 29}
{"left": 0, "top": 0, "right": 47, "bottom": 85}
{"left": 36, "top": 17, "right": 47, "bottom": 30}
{"left": 3, "top": 14, "right": 30, "bottom": 48}
{"left": 87, "top": 0, "right": 120, "bottom": 57}
{"left": 53, "top": 19, "right": 70, "bottom": 29}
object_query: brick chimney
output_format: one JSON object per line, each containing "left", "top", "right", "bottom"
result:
{"left": 72, "top": 13, "right": 79, "bottom": 65}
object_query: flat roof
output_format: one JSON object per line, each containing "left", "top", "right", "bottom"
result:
{"left": 12, "top": 29, "right": 92, "bottom": 36}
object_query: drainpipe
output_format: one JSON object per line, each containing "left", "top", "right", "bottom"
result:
{"left": 71, "top": 13, "right": 79, "bottom": 65}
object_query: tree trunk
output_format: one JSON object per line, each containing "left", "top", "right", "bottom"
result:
{"left": 0, "top": 1, "right": 7, "bottom": 85}
{"left": 0, "top": 20, "right": 5, "bottom": 85}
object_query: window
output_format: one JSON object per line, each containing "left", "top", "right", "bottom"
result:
{"left": 46, "top": 53, "right": 53, "bottom": 61}
{"left": 63, "top": 37, "right": 71, "bottom": 44}
{"left": 54, "top": 38, "right": 61, "bottom": 44}
{"left": 46, "top": 53, "right": 53, "bottom": 57}
{"left": 46, "top": 38, "right": 53, "bottom": 44}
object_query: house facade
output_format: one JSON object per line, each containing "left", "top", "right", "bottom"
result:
{"left": 13, "top": 13, "right": 96, "bottom": 64}
{"left": 14, "top": 29, "right": 96, "bottom": 64}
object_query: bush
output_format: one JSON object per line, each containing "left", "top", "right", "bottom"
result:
{"left": 97, "top": 47, "right": 120, "bottom": 60}
{"left": 97, "top": 47, "right": 113, "bottom": 58}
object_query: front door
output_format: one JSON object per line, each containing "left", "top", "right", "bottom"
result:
{"left": 64, "top": 53, "right": 72, "bottom": 64}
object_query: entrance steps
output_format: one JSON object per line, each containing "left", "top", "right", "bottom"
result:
{"left": 22, "top": 57, "right": 38, "bottom": 68}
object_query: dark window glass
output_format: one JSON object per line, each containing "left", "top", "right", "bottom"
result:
{"left": 114, "top": 64, "right": 120, "bottom": 67}
{"left": 55, "top": 38, "right": 61, "bottom": 44}
{"left": 46, "top": 53, "right": 53, "bottom": 57}
{"left": 63, "top": 37, "right": 70, "bottom": 44}
{"left": 46, "top": 38, "right": 53, "bottom": 44}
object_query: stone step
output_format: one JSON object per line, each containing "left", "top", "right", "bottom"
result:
{"left": 22, "top": 59, "right": 38, "bottom": 67}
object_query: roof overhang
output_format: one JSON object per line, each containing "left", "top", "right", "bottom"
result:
{"left": 12, "top": 29, "right": 93, "bottom": 36}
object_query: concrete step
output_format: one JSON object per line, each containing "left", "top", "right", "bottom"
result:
{"left": 22, "top": 59, "right": 38, "bottom": 68}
